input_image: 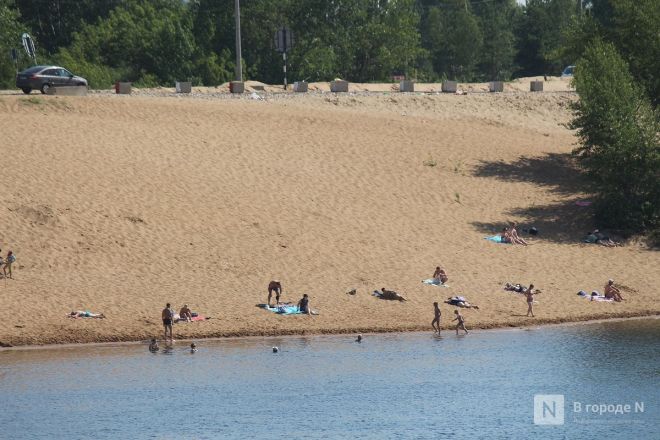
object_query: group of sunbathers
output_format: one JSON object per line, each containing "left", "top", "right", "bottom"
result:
{"left": 267, "top": 281, "right": 314, "bottom": 314}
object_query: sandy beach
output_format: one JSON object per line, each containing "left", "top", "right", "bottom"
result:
{"left": 1, "top": 79, "right": 658, "bottom": 346}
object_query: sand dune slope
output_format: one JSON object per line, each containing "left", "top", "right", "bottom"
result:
{"left": 0, "top": 91, "right": 657, "bottom": 346}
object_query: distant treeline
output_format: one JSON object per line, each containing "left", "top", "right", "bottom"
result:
{"left": 0, "top": 0, "right": 632, "bottom": 88}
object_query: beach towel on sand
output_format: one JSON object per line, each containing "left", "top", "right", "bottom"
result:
{"left": 485, "top": 235, "right": 508, "bottom": 244}
{"left": 257, "top": 304, "right": 319, "bottom": 315}
{"left": 422, "top": 279, "right": 449, "bottom": 288}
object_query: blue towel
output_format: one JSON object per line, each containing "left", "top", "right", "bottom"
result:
{"left": 260, "top": 304, "right": 303, "bottom": 315}
{"left": 485, "top": 235, "right": 508, "bottom": 243}
{"left": 422, "top": 279, "right": 449, "bottom": 287}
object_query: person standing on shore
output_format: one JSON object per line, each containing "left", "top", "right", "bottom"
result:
{"left": 162, "top": 303, "right": 174, "bottom": 343}
{"left": 432, "top": 302, "right": 442, "bottom": 333}
{"left": 268, "top": 280, "right": 282, "bottom": 306}
{"left": 453, "top": 310, "right": 468, "bottom": 335}
{"left": 525, "top": 284, "right": 537, "bottom": 317}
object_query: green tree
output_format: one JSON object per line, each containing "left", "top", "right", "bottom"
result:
{"left": 474, "top": 0, "right": 518, "bottom": 80}
{"left": 515, "top": 0, "right": 576, "bottom": 76}
{"left": 0, "top": 0, "right": 23, "bottom": 88}
{"left": 571, "top": 40, "right": 660, "bottom": 232}
{"left": 57, "top": 0, "right": 197, "bottom": 87}
{"left": 423, "top": 1, "right": 482, "bottom": 80}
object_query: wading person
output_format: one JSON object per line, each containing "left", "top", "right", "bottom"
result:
{"left": 432, "top": 302, "right": 442, "bottom": 334}
{"left": 162, "top": 303, "right": 174, "bottom": 343}
{"left": 453, "top": 310, "right": 468, "bottom": 335}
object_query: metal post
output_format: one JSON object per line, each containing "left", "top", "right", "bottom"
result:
{"left": 283, "top": 52, "right": 287, "bottom": 90}
{"left": 235, "top": 0, "right": 242, "bottom": 82}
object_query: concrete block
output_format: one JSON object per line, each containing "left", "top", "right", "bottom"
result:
{"left": 230, "top": 81, "right": 244, "bottom": 93}
{"left": 330, "top": 80, "right": 349, "bottom": 93}
{"left": 441, "top": 81, "right": 458, "bottom": 93}
{"left": 530, "top": 81, "right": 544, "bottom": 92}
{"left": 293, "top": 81, "right": 308, "bottom": 92}
{"left": 116, "top": 82, "right": 132, "bottom": 94}
{"left": 47, "top": 86, "right": 87, "bottom": 96}
{"left": 175, "top": 81, "right": 192, "bottom": 93}
{"left": 399, "top": 80, "right": 415, "bottom": 92}
{"left": 489, "top": 81, "right": 504, "bottom": 92}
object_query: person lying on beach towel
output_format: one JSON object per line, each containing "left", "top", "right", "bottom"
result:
{"left": 577, "top": 291, "right": 614, "bottom": 302}
{"left": 444, "top": 296, "right": 479, "bottom": 309}
{"left": 67, "top": 310, "right": 105, "bottom": 319}
{"left": 504, "top": 283, "right": 541, "bottom": 294}
{"left": 485, "top": 228, "right": 511, "bottom": 244}
{"left": 373, "top": 288, "right": 407, "bottom": 301}
{"left": 583, "top": 230, "right": 619, "bottom": 247}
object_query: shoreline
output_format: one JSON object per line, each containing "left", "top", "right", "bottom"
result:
{"left": 2, "top": 313, "right": 658, "bottom": 352}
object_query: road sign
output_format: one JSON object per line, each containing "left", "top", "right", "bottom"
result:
{"left": 274, "top": 27, "right": 293, "bottom": 53}
{"left": 274, "top": 27, "right": 294, "bottom": 90}
{"left": 21, "top": 33, "right": 36, "bottom": 63}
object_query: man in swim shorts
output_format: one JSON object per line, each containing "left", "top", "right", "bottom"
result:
{"left": 162, "top": 303, "right": 174, "bottom": 342}
{"left": 268, "top": 280, "right": 282, "bottom": 306}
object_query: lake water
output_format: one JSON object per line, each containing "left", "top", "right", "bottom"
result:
{"left": 1, "top": 319, "right": 658, "bottom": 439}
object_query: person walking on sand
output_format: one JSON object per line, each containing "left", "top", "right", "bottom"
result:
{"left": 432, "top": 302, "right": 442, "bottom": 333}
{"left": 453, "top": 310, "right": 468, "bottom": 335}
{"left": 433, "top": 267, "right": 448, "bottom": 284}
{"left": 604, "top": 279, "right": 623, "bottom": 302}
{"left": 525, "top": 284, "right": 537, "bottom": 317}
{"left": 268, "top": 280, "right": 282, "bottom": 306}
{"left": 4, "top": 251, "right": 15, "bottom": 279}
{"left": 162, "top": 303, "right": 175, "bottom": 343}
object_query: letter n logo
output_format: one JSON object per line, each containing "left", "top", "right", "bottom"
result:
{"left": 534, "top": 394, "right": 565, "bottom": 425}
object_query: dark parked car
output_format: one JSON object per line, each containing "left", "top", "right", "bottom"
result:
{"left": 16, "top": 65, "right": 88, "bottom": 94}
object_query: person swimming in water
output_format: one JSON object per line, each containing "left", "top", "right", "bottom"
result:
{"left": 190, "top": 343, "right": 197, "bottom": 353}
{"left": 149, "top": 338, "right": 159, "bottom": 352}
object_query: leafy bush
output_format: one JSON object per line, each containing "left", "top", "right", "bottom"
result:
{"left": 570, "top": 40, "right": 660, "bottom": 233}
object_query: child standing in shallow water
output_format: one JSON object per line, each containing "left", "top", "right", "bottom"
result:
{"left": 432, "top": 302, "right": 442, "bottom": 334}
{"left": 453, "top": 310, "right": 468, "bottom": 335}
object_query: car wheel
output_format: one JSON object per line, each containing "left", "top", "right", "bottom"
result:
{"left": 40, "top": 83, "right": 51, "bottom": 94}
{"left": 21, "top": 88, "right": 32, "bottom": 94}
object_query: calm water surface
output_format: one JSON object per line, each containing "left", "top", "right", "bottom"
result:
{"left": 1, "top": 319, "right": 659, "bottom": 440}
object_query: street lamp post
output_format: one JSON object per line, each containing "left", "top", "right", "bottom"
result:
{"left": 235, "top": 0, "right": 242, "bottom": 82}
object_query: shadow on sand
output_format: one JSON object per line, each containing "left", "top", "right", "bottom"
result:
{"left": 471, "top": 152, "right": 595, "bottom": 244}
